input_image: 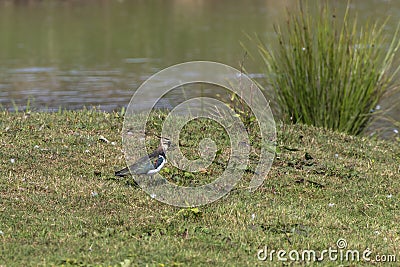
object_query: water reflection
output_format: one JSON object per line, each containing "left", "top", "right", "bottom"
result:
{"left": 0, "top": 0, "right": 399, "bottom": 134}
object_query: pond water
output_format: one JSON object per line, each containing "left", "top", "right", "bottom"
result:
{"left": 0, "top": 0, "right": 399, "bottom": 134}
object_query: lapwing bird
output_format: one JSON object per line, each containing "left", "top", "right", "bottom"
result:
{"left": 115, "top": 137, "right": 171, "bottom": 177}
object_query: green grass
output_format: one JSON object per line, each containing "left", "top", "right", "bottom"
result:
{"left": 0, "top": 110, "right": 399, "bottom": 266}
{"left": 254, "top": 1, "right": 400, "bottom": 135}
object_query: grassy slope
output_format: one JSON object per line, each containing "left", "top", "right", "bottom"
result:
{"left": 0, "top": 110, "right": 399, "bottom": 266}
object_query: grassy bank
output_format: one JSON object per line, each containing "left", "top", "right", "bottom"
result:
{"left": 0, "top": 110, "right": 399, "bottom": 266}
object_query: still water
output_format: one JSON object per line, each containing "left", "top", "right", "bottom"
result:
{"left": 0, "top": 0, "right": 399, "bottom": 129}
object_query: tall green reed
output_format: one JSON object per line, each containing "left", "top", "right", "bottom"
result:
{"left": 256, "top": 1, "right": 400, "bottom": 135}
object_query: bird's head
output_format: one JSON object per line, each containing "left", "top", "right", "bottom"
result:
{"left": 160, "top": 137, "right": 171, "bottom": 152}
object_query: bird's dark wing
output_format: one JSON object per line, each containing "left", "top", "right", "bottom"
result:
{"left": 115, "top": 153, "right": 158, "bottom": 177}
{"left": 114, "top": 166, "right": 131, "bottom": 177}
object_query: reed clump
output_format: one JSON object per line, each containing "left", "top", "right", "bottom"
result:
{"left": 257, "top": 1, "right": 400, "bottom": 135}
